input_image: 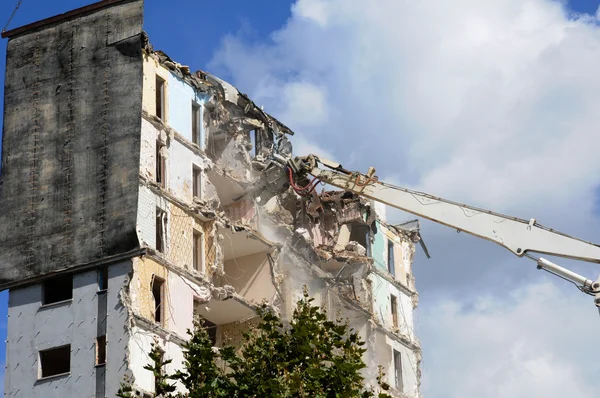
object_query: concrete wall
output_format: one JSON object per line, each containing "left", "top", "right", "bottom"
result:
{"left": 166, "top": 72, "right": 209, "bottom": 145}
{"left": 136, "top": 186, "right": 211, "bottom": 272}
{"left": 0, "top": 0, "right": 144, "bottom": 287}
{"left": 142, "top": 56, "right": 209, "bottom": 149}
{"left": 129, "top": 257, "right": 211, "bottom": 339}
{"left": 128, "top": 326, "right": 186, "bottom": 394}
{"left": 140, "top": 115, "right": 210, "bottom": 204}
{"left": 223, "top": 252, "right": 276, "bottom": 305}
{"left": 370, "top": 273, "right": 415, "bottom": 340}
{"left": 385, "top": 335, "right": 420, "bottom": 396}
{"left": 372, "top": 219, "right": 411, "bottom": 284}
{"left": 137, "top": 186, "right": 171, "bottom": 251}
{"left": 143, "top": 56, "right": 171, "bottom": 124}
{"left": 4, "top": 260, "right": 132, "bottom": 397}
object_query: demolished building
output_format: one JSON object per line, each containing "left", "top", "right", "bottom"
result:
{"left": 0, "top": 1, "right": 422, "bottom": 397}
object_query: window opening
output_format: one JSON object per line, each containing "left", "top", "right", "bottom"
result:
{"left": 192, "top": 102, "right": 200, "bottom": 145}
{"left": 394, "top": 349, "right": 403, "bottom": 391}
{"left": 349, "top": 224, "right": 370, "bottom": 256}
{"left": 39, "top": 345, "right": 71, "bottom": 379}
{"left": 96, "top": 336, "right": 106, "bottom": 366}
{"left": 98, "top": 267, "right": 108, "bottom": 292}
{"left": 156, "top": 141, "right": 166, "bottom": 188}
{"left": 156, "top": 208, "right": 166, "bottom": 253}
{"left": 42, "top": 275, "right": 73, "bottom": 305}
{"left": 192, "top": 165, "right": 202, "bottom": 199}
{"left": 156, "top": 75, "right": 165, "bottom": 120}
{"left": 193, "top": 230, "right": 204, "bottom": 273}
{"left": 203, "top": 319, "right": 217, "bottom": 347}
{"left": 194, "top": 299, "right": 217, "bottom": 346}
{"left": 390, "top": 295, "right": 398, "bottom": 328}
{"left": 387, "top": 239, "right": 396, "bottom": 277}
{"left": 152, "top": 276, "right": 165, "bottom": 325}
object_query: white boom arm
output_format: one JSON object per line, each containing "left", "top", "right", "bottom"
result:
{"left": 287, "top": 154, "right": 600, "bottom": 305}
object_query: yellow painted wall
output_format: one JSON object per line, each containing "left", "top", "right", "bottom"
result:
{"left": 132, "top": 256, "right": 170, "bottom": 328}
{"left": 142, "top": 53, "right": 170, "bottom": 120}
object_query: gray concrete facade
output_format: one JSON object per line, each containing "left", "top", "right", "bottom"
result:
{"left": 5, "top": 260, "right": 132, "bottom": 397}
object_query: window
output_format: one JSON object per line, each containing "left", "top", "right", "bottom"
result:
{"left": 387, "top": 239, "right": 395, "bottom": 277}
{"left": 152, "top": 275, "right": 165, "bottom": 325}
{"left": 42, "top": 275, "right": 73, "bottom": 305}
{"left": 192, "top": 102, "right": 200, "bottom": 145}
{"left": 155, "top": 75, "right": 165, "bottom": 120}
{"left": 193, "top": 230, "right": 205, "bottom": 273}
{"left": 203, "top": 319, "right": 217, "bottom": 347}
{"left": 350, "top": 225, "right": 370, "bottom": 256}
{"left": 194, "top": 299, "right": 217, "bottom": 346}
{"left": 393, "top": 349, "right": 403, "bottom": 391}
{"left": 192, "top": 165, "right": 202, "bottom": 199}
{"left": 390, "top": 295, "right": 398, "bottom": 328}
{"left": 156, "top": 141, "right": 166, "bottom": 188}
{"left": 39, "top": 345, "right": 71, "bottom": 379}
{"left": 156, "top": 208, "right": 166, "bottom": 253}
{"left": 98, "top": 267, "right": 108, "bottom": 292}
{"left": 96, "top": 336, "right": 106, "bottom": 366}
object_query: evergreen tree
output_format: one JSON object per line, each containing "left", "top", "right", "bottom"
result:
{"left": 118, "top": 289, "right": 392, "bottom": 397}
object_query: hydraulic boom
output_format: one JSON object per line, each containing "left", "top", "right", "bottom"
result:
{"left": 278, "top": 153, "right": 600, "bottom": 309}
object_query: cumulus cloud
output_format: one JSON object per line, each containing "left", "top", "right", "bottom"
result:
{"left": 209, "top": 0, "right": 600, "bottom": 395}
{"left": 419, "top": 280, "right": 600, "bottom": 398}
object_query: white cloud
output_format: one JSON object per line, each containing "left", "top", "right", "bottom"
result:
{"left": 419, "top": 281, "right": 600, "bottom": 398}
{"left": 292, "top": 0, "right": 329, "bottom": 27}
{"left": 279, "top": 82, "right": 329, "bottom": 127}
{"left": 209, "top": 0, "right": 600, "bottom": 395}
{"left": 211, "top": 0, "right": 600, "bottom": 213}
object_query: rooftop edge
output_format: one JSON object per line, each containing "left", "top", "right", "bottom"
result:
{"left": 2, "top": 0, "right": 134, "bottom": 39}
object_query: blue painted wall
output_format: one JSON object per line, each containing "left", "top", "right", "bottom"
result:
{"left": 166, "top": 71, "right": 208, "bottom": 144}
{"left": 372, "top": 220, "right": 388, "bottom": 271}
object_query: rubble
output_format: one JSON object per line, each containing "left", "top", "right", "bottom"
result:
{"left": 129, "top": 39, "right": 426, "bottom": 396}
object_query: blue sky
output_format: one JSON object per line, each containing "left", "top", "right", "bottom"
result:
{"left": 1, "top": 0, "right": 600, "bottom": 395}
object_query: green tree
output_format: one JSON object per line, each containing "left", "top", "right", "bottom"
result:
{"left": 118, "top": 289, "right": 392, "bottom": 397}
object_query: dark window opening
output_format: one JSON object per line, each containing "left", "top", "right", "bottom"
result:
{"left": 349, "top": 224, "right": 371, "bottom": 256}
{"left": 156, "top": 141, "right": 166, "bottom": 188}
{"left": 193, "top": 165, "right": 202, "bottom": 199}
{"left": 96, "top": 335, "right": 106, "bottom": 366}
{"left": 203, "top": 319, "right": 217, "bottom": 347}
{"left": 98, "top": 267, "right": 108, "bottom": 292}
{"left": 254, "top": 128, "right": 274, "bottom": 159}
{"left": 156, "top": 75, "right": 165, "bottom": 119}
{"left": 390, "top": 295, "right": 398, "bottom": 328}
{"left": 39, "top": 345, "right": 71, "bottom": 378}
{"left": 194, "top": 299, "right": 217, "bottom": 346}
{"left": 156, "top": 208, "right": 166, "bottom": 253}
{"left": 42, "top": 275, "right": 73, "bottom": 305}
{"left": 192, "top": 102, "right": 200, "bottom": 145}
{"left": 152, "top": 276, "right": 165, "bottom": 325}
{"left": 394, "top": 349, "right": 403, "bottom": 391}
{"left": 387, "top": 239, "right": 396, "bottom": 277}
